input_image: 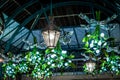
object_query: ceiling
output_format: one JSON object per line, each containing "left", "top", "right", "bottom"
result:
{"left": 0, "top": 0, "right": 120, "bottom": 53}
{"left": 1, "top": 0, "right": 120, "bottom": 30}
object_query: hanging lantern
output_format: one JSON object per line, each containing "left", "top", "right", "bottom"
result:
{"left": 85, "top": 59, "right": 96, "bottom": 73}
{"left": 42, "top": 17, "right": 60, "bottom": 48}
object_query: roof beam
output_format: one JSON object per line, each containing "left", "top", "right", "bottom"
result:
{"left": 4, "top": 25, "right": 26, "bottom": 54}
{"left": 19, "top": 31, "right": 31, "bottom": 51}
{"left": 0, "top": 26, "right": 25, "bottom": 42}
{"left": 19, "top": 1, "right": 115, "bottom": 30}
{"left": 13, "top": 0, "right": 31, "bottom": 15}
{"left": 5, "top": 0, "right": 39, "bottom": 27}
{"left": 19, "top": 14, "right": 41, "bottom": 51}
{"left": 0, "top": 0, "right": 9, "bottom": 8}
{"left": 11, "top": 31, "right": 29, "bottom": 45}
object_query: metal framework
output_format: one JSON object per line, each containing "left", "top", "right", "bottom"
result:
{"left": 0, "top": 0, "right": 119, "bottom": 53}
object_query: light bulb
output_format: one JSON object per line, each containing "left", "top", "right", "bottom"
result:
{"left": 86, "top": 61, "right": 96, "bottom": 72}
{"left": 50, "top": 33, "right": 54, "bottom": 40}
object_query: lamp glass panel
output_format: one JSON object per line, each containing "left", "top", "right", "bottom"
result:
{"left": 42, "top": 30, "right": 60, "bottom": 48}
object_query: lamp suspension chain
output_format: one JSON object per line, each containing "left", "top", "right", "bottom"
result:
{"left": 50, "top": 0, "right": 52, "bottom": 16}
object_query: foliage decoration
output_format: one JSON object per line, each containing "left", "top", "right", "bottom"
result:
{"left": 18, "top": 62, "right": 29, "bottom": 73}
{"left": 100, "top": 51, "right": 120, "bottom": 75}
{"left": 82, "top": 11, "right": 120, "bottom": 74}
{"left": 25, "top": 42, "right": 74, "bottom": 79}
{"left": 2, "top": 53, "right": 28, "bottom": 79}
{"left": 2, "top": 63, "right": 17, "bottom": 78}
{"left": 82, "top": 26, "right": 108, "bottom": 56}
{"left": 2, "top": 41, "right": 74, "bottom": 79}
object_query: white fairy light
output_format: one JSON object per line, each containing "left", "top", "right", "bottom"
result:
{"left": 96, "top": 50, "right": 100, "bottom": 54}
{"left": 87, "top": 34, "right": 91, "bottom": 37}
{"left": 47, "top": 62, "right": 51, "bottom": 65}
{"left": 51, "top": 49, "right": 55, "bottom": 52}
{"left": 62, "top": 50, "right": 67, "bottom": 54}
{"left": 93, "top": 48, "right": 97, "bottom": 50}
{"left": 38, "top": 57, "right": 41, "bottom": 60}
{"left": 60, "top": 56, "right": 64, "bottom": 60}
{"left": 65, "top": 63, "right": 68, "bottom": 66}
{"left": 103, "top": 42, "right": 107, "bottom": 47}
{"left": 68, "top": 60, "right": 72, "bottom": 63}
{"left": 100, "top": 33, "right": 105, "bottom": 37}
{"left": 91, "top": 40, "right": 94, "bottom": 44}
{"left": 36, "top": 51, "right": 39, "bottom": 54}
{"left": 51, "top": 64, "right": 55, "bottom": 67}
{"left": 51, "top": 54, "right": 56, "bottom": 58}
{"left": 98, "top": 41, "right": 102, "bottom": 46}
{"left": 90, "top": 43, "right": 94, "bottom": 48}
{"left": 95, "top": 40, "right": 97, "bottom": 43}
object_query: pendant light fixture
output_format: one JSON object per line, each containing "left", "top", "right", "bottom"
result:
{"left": 42, "top": 0, "right": 60, "bottom": 48}
{"left": 42, "top": 17, "right": 60, "bottom": 48}
{"left": 85, "top": 59, "right": 96, "bottom": 73}
{"left": 85, "top": 54, "right": 96, "bottom": 73}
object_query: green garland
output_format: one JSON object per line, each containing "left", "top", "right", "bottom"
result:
{"left": 82, "top": 24, "right": 120, "bottom": 75}
{"left": 82, "top": 11, "right": 120, "bottom": 74}
{"left": 2, "top": 42, "right": 74, "bottom": 79}
{"left": 82, "top": 25, "right": 108, "bottom": 56}
{"left": 100, "top": 51, "right": 120, "bottom": 75}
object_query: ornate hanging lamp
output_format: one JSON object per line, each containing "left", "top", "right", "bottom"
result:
{"left": 85, "top": 59, "right": 96, "bottom": 73}
{"left": 42, "top": 17, "right": 60, "bottom": 48}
